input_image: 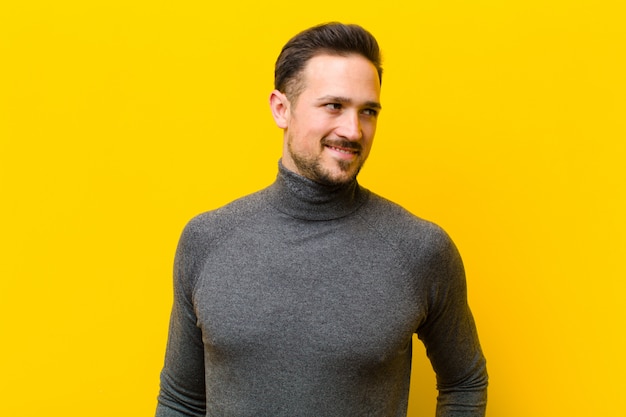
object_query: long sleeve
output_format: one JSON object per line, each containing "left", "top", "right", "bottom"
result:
{"left": 156, "top": 222, "right": 207, "bottom": 417}
{"left": 154, "top": 173, "right": 488, "bottom": 416}
{"left": 416, "top": 233, "right": 488, "bottom": 417}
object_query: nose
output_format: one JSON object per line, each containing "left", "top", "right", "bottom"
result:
{"left": 336, "top": 111, "right": 362, "bottom": 141}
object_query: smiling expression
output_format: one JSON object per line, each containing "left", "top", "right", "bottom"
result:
{"left": 270, "top": 53, "right": 382, "bottom": 186}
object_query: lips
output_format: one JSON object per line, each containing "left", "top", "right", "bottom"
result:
{"left": 326, "top": 145, "right": 358, "bottom": 155}
{"left": 321, "top": 139, "right": 362, "bottom": 155}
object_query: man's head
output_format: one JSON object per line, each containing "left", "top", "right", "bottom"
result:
{"left": 274, "top": 22, "right": 383, "bottom": 102}
{"left": 270, "top": 23, "right": 383, "bottom": 186}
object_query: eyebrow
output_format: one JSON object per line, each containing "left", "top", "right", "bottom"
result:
{"left": 316, "top": 95, "right": 382, "bottom": 110}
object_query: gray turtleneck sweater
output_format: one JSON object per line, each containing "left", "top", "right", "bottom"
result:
{"left": 156, "top": 163, "right": 488, "bottom": 417}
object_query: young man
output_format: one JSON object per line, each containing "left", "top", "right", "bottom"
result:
{"left": 156, "top": 23, "right": 488, "bottom": 417}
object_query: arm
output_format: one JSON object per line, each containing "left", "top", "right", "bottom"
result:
{"left": 156, "top": 222, "right": 207, "bottom": 417}
{"left": 417, "top": 232, "right": 488, "bottom": 417}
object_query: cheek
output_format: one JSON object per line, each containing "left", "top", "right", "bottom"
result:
{"left": 363, "top": 121, "right": 377, "bottom": 141}
{"left": 297, "top": 119, "right": 330, "bottom": 143}
{"left": 288, "top": 125, "right": 320, "bottom": 153}
{"left": 362, "top": 124, "right": 377, "bottom": 152}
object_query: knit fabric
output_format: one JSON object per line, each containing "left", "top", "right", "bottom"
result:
{"left": 156, "top": 163, "right": 488, "bottom": 417}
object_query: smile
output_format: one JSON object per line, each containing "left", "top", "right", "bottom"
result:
{"left": 326, "top": 145, "right": 359, "bottom": 155}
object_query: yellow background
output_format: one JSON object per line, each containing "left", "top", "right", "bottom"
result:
{"left": 1, "top": 1, "right": 624, "bottom": 416}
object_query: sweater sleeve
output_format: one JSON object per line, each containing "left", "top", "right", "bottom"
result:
{"left": 156, "top": 221, "right": 207, "bottom": 417}
{"left": 416, "top": 230, "right": 488, "bottom": 417}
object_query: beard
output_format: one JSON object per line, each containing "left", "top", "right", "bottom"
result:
{"left": 287, "top": 137, "right": 365, "bottom": 186}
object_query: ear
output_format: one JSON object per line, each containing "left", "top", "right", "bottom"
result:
{"left": 269, "top": 90, "right": 290, "bottom": 129}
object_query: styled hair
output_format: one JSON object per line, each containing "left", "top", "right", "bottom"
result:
{"left": 274, "top": 22, "right": 383, "bottom": 100}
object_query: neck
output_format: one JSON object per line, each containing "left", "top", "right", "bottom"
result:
{"left": 266, "top": 161, "right": 368, "bottom": 221}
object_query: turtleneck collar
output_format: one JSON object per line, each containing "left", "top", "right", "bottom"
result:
{"left": 266, "top": 161, "right": 369, "bottom": 221}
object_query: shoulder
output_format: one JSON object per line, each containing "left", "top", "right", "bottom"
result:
{"left": 177, "top": 188, "right": 272, "bottom": 255}
{"left": 173, "top": 188, "right": 273, "bottom": 290}
{"left": 359, "top": 191, "right": 466, "bottom": 301}
{"left": 361, "top": 191, "right": 451, "bottom": 245}
{"left": 358, "top": 190, "right": 461, "bottom": 270}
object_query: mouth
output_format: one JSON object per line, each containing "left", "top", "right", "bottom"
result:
{"left": 322, "top": 139, "right": 362, "bottom": 157}
{"left": 325, "top": 145, "right": 360, "bottom": 155}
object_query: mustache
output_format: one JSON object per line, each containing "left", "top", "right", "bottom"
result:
{"left": 321, "top": 138, "right": 363, "bottom": 152}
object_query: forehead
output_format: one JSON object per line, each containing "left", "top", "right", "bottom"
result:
{"left": 299, "top": 53, "right": 381, "bottom": 99}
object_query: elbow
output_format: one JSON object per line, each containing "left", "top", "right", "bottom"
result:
{"left": 438, "top": 357, "right": 489, "bottom": 394}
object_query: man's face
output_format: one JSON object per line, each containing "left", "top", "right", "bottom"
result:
{"left": 272, "top": 53, "right": 382, "bottom": 186}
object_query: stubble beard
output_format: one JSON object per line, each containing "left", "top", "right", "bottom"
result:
{"left": 287, "top": 139, "right": 364, "bottom": 186}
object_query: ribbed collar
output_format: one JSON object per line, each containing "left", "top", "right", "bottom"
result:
{"left": 267, "top": 161, "right": 369, "bottom": 221}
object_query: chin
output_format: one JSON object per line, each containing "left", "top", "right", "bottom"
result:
{"left": 289, "top": 151, "right": 362, "bottom": 185}
{"left": 318, "top": 167, "right": 360, "bottom": 186}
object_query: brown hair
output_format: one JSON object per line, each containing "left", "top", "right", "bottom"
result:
{"left": 274, "top": 22, "right": 383, "bottom": 100}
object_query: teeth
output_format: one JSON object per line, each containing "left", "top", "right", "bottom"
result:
{"left": 329, "top": 146, "right": 355, "bottom": 154}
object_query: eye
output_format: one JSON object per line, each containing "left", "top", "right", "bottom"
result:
{"left": 325, "top": 103, "right": 342, "bottom": 111}
{"left": 362, "top": 108, "right": 379, "bottom": 117}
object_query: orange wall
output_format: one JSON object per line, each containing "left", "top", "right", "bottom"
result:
{"left": 1, "top": 1, "right": 624, "bottom": 416}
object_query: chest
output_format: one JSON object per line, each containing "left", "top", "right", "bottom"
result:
{"left": 192, "top": 217, "right": 428, "bottom": 366}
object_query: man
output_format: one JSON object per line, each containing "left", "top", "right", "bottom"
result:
{"left": 156, "top": 23, "right": 488, "bottom": 417}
